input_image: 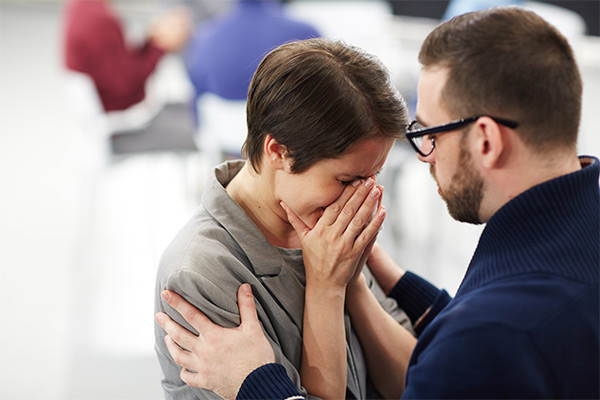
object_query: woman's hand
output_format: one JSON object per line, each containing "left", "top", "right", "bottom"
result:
{"left": 281, "top": 177, "right": 386, "bottom": 290}
{"left": 155, "top": 284, "right": 274, "bottom": 400}
{"left": 281, "top": 177, "right": 386, "bottom": 399}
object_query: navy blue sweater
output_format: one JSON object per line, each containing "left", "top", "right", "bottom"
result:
{"left": 238, "top": 156, "right": 600, "bottom": 399}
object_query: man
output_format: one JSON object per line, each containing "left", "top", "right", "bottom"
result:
{"left": 156, "top": 6, "right": 599, "bottom": 399}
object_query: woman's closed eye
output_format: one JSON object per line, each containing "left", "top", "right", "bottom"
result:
{"left": 339, "top": 170, "right": 381, "bottom": 186}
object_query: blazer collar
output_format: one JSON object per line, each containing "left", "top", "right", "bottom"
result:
{"left": 203, "top": 160, "right": 285, "bottom": 277}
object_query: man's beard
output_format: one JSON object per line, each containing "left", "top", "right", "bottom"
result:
{"left": 430, "top": 139, "right": 484, "bottom": 225}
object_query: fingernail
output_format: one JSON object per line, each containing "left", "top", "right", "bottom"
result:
{"left": 280, "top": 201, "right": 288, "bottom": 210}
{"left": 352, "top": 179, "right": 360, "bottom": 187}
{"left": 378, "top": 208, "right": 386, "bottom": 218}
{"left": 161, "top": 291, "right": 170, "bottom": 302}
{"left": 365, "top": 178, "right": 374, "bottom": 188}
{"left": 241, "top": 283, "right": 252, "bottom": 295}
{"left": 370, "top": 188, "right": 380, "bottom": 197}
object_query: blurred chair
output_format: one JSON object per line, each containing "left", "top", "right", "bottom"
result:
{"left": 63, "top": 70, "right": 113, "bottom": 169}
{"left": 63, "top": 67, "right": 202, "bottom": 217}
{"left": 195, "top": 93, "right": 247, "bottom": 170}
{"left": 63, "top": 69, "right": 197, "bottom": 166}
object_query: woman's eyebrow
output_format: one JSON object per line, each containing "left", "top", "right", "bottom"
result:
{"left": 345, "top": 169, "right": 383, "bottom": 181}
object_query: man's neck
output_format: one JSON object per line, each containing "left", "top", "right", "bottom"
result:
{"left": 480, "top": 149, "right": 581, "bottom": 222}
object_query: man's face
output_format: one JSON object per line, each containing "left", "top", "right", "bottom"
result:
{"left": 276, "top": 137, "right": 394, "bottom": 229}
{"left": 416, "top": 67, "right": 484, "bottom": 225}
{"left": 429, "top": 136, "right": 484, "bottom": 224}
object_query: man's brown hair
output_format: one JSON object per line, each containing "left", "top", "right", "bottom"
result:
{"left": 244, "top": 38, "right": 408, "bottom": 173}
{"left": 419, "top": 6, "right": 582, "bottom": 151}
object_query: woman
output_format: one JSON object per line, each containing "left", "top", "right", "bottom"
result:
{"left": 154, "top": 38, "right": 412, "bottom": 399}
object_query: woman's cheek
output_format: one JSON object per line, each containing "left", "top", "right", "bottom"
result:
{"left": 323, "top": 186, "right": 345, "bottom": 207}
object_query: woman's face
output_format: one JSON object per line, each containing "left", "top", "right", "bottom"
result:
{"left": 276, "top": 137, "right": 395, "bottom": 229}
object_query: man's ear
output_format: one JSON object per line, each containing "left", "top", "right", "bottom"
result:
{"left": 473, "top": 116, "right": 506, "bottom": 170}
{"left": 264, "top": 134, "right": 292, "bottom": 171}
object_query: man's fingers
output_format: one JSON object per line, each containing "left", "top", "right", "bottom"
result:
{"left": 155, "top": 311, "right": 200, "bottom": 351}
{"left": 161, "top": 290, "right": 212, "bottom": 334}
{"left": 237, "top": 284, "right": 261, "bottom": 331}
{"left": 164, "top": 334, "right": 193, "bottom": 369}
{"left": 180, "top": 366, "right": 202, "bottom": 390}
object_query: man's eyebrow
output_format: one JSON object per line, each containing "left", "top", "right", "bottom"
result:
{"left": 415, "top": 114, "right": 430, "bottom": 127}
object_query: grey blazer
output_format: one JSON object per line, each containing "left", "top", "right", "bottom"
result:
{"left": 154, "top": 161, "right": 413, "bottom": 399}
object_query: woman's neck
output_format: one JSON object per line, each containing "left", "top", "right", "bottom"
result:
{"left": 226, "top": 164, "right": 301, "bottom": 249}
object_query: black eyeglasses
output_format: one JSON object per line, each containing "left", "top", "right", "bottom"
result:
{"left": 405, "top": 115, "right": 519, "bottom": 157}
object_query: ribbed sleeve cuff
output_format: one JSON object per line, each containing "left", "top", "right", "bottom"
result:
{"left": 388, "top": 271, "right": 442, "bottom": 325}
{"left": 413, "top": 289, "right": 452, "bottom": 335}
{"left": 237, "top": 363, "right": 303, "bottom": 400}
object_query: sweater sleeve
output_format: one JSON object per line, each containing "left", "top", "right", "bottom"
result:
{"left": 388, "top": 271, "right": 451, "bottom": 334}
{"left": 237, "top": 364, "right": 304, "bottom": 400}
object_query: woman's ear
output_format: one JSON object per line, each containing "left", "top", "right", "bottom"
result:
{"left": 473, "top": 117, "right": 506, "bottom": 170}
{"left": 264, "top": 134, "right": 291, "bottom": 171}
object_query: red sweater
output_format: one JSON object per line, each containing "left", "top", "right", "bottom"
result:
{"left": 63, "top": 0, "right": 164, "bottom": 111}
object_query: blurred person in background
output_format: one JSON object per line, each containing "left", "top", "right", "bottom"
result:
{"left": 154, "top": 38, "right": 413, "bottom": 399}
{"left": 156, "top": 6, "right": 599, "bottom": 399}
{"left": 184, "top": 0, "right": 320, "bottom": 104}
{"left": 163, "top": 0, "right": 234, "bottom": 26}
{"left": 63, "top": 0, "right": 191, "bottom": 112}
{"left": 442, "top": 0, "right": 522, "bottom": 20}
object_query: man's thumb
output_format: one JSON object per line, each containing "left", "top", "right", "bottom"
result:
{"left": 237, "top": 284, "right": 260, "bottom": 329}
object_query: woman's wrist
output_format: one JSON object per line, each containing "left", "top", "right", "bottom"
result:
{"left": 305, "top": 281, "right": 347, "bottom": 308}
{"left": 345, "top": 273, "right": 371, "bottom": 309}
{"left": 305, "top": 272, "right": 349, "bottom": 295}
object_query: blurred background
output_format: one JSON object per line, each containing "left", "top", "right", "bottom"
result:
{"left": 1, "top": 0, "right": 598, "bottom": 398}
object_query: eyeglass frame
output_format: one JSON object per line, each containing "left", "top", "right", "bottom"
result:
{"left": 405, "top": 115, "right": 519, "bottom": 157}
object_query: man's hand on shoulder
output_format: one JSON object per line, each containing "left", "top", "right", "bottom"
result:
{"left": 155, "top": 284, "right": 275, "bottom": 399}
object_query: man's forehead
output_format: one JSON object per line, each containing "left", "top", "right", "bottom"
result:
{"left": 418, "top": 66, "right": 448, "bottom": 98}
{"left": 416, "top": 66, "right": 450, "bottom": 125}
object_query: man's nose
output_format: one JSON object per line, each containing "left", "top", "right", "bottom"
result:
{"left": 417, "top": 151, "right": 434, "bottom": 164}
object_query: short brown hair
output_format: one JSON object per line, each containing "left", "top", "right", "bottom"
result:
{"left": 419, "top": 6, "right": 582, "bottom": 151}
{"left": 244, "top": 38, "right": 408, "bottom": 173}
